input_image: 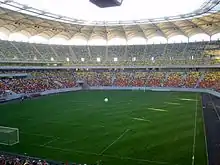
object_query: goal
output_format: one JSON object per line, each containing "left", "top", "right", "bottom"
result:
{"left": 0, "top": 126, "right": 19, "bottom": 146}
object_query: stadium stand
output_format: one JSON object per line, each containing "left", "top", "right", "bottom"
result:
{"left": 0, "top": 70, "right": 76, "bottom": 94}
{"left": 1, "top": 70, "right": 220, "bottom": 94}
{"left": 199, "top": 72, "right": 220, "bottom": 90}
{"left": 0, "top": 152, "right": 85, "bottom": 165}
{"left": 0, "top": 152, "right": 50, "bottom": 165}
{"left": 1, "top": 40, "right": 220, "bottom": 65}
{"left": 183, "top": 71, "right": 202, "bottom": 88}
{"left": 164, "top": 72, "right": 184, "bottom": 87}
{"left": 1, "top": 38, "right": 220, "bottom": 165}
{"left": 0, "top": 0, "right": 220, "bottom": 165}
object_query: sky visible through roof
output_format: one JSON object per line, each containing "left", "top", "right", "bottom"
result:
{"left": 14, "top": 0, "right": 206, "bottom": 21}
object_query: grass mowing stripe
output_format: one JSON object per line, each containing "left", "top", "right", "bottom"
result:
{"left": 20, "top": 132, "right": 75, "bottom": 143}
{"left": 17, "top": 118, "right": 104, "bottom": 128}
{"left": 192, "top": 94, "right": 198, "bottom": 165}
{"left": 99, "top": 129, "right": 130, "bottom": 155}
{"left": 208, "top": 94, "right": 220, "bottom": 120}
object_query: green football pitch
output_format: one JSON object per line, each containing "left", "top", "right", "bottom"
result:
{"left": 0, "top": 91, "right": 207, "bottom": 165}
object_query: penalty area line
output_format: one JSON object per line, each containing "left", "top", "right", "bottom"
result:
{"left": 33, "top": 144, "right": 171, "bottom": 165}
{"left": 20, "top": 132, "right": 55, "bottom": 138}
{"left": 99, "top": 129, "right": 130, "bottom": 155}
{"left": 40, "top": 137, "right": 60, "bottom": 147}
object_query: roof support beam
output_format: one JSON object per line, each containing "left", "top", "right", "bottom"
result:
{"left": 104, "top": 26, "right": 109, "bottom": 62}
{"left": 49, "top": 30, "right": 64, "bottom": 38}
{"left": 185, "top": 19, "right": 211, "bottom": 36}
{"left": 32, "top": 29, "right": 50, "bottom": 36}
{"left": 67, "top": 31, "right": 79, "bottom": 40}
{"left": 104, "top": 26, "right": 108, "bottom": 41}
{"left": 137, "top": 25, "right": 148, "bottom": 43}
{"left": 13, "top": 24, "right": 32, "bottom": 33}
{"left": 88, "top": 26, "right": 96, "bottom": 41}
{"left": 198, "top": 17, "right": 220, "bottom": 31}
{"left": 164, "top": 18, "right": 189, "bottom": 38}
{"left": 121, "top": 26, "right": 128, "bottom": 42}
{"left": 149, "top": 20, "right": 168, "bottom": 39}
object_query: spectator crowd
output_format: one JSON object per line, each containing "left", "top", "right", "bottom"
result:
{"left": 0, "top": 70, "right": 220, "bottom": 165}
{"left": 0, "top": 70, "right": 76, "bottom": 94}
{"left": 0, "top": 153, "right": 50, "bottom": 165}
{"left": 0, "top": 70, "right": 220, "bottom": 94}
{"left": 0, "top": 152, "right": 90, "bottom": 165}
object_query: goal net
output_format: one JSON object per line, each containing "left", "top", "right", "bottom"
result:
{"left": 0, "top": 126, "right": 19, "bottom": 146}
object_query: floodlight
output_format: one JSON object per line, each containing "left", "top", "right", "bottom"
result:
{"left": 97, "top": 57, "right": 101, "bottom": 62}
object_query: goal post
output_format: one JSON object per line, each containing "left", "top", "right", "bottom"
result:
{"left": 0, "top": 126, "right": 19, "bottom": 146}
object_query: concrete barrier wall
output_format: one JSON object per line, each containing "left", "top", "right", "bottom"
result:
{"left": 0, "top": 88, "right": 81, "bottom": 103}
{"left": 90, "top": 86, "right": 220, "bottom": 98}
{"left": 40, "top": 87, "right": 81, "bottom": 95}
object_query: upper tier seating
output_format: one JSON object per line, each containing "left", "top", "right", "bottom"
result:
{"left": 0, "top": 40, "right": 219, "bottom": 66}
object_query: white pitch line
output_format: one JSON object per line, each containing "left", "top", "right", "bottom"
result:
{"left": 40, "top": 137, "right": 60, "bottom": 147}
{"left": 20, "top": 132, "right": 55, "bottom": 138}
{"left": 37, "top": 144, "right": 100, "bottom": 156}
{"left": 112, "top": 155, "right": 170, "bottom": 165}
{"left": 34, "top": 144, "right": 171, "bottom": 164}
{"left": 164, "top": 102, "right": 181, "bottom": 105}
{"left": 132, "top": 118, "right": 151, "bottom": 122}
{"left": 99, "top": 129, "right": 130, "bottom": 155}
{"left": 208, "top": 94, "right": 220, "bottom": 120}
{"left": 200, "top": 95, "right": 209, "bottom": 165}
{"left": 148, "top": 108, "right": 167, "bottom": 112}
{"left": 191, "top": 94, "right": 198, "bottom": 165}
{"left": 178, "top": 98, "right": 197, "bottom": 101}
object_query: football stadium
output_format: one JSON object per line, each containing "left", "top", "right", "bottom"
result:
{"left": 0, "top": 0, "right": 220, "bottom": 165}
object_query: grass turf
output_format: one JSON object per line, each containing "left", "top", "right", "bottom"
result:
{"left": 0, "top": 91, "right": 207, "bottom": 165}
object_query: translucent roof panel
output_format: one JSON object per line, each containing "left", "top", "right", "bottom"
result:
{"left": 13, "top": 0, "right": 206, "bottom": 21}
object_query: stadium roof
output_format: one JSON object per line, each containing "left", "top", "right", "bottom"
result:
{"left": 1, "top": 0, "right": 208, "bottom": 22}
{"left": 0, "top": 0, "right": 219, "bottom": 44}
